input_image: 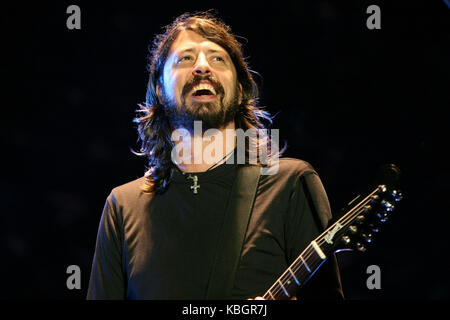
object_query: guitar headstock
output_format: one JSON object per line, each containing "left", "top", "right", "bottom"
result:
{"left": 318, "top": 184, "right": 403, "bottom": 255}
{"left": 265, "top": 165, "right": 403, "bottom": 300}
{"left": 336, "top": 185, "right": 402, "bottom": 253}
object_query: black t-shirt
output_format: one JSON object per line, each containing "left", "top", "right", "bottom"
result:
{"left": 87, "top": 158, "right": 344, "bottom": 300}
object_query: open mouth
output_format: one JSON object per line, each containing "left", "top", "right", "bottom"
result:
{"left": 193, "top": 89, "right": 215, "bottom": 96}
{"left": 190, "top": 82, "right": 217, "bottom": 97}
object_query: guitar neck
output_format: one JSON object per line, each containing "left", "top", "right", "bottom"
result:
{"left": 262, "top": 186, "right": 385, "bottom": 300}
{"left": 262, "top": 241, "right": 327, "bottom": 300}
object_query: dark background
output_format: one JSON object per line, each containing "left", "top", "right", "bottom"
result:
{"left": 1, "top": 0, "right": 449, "bottom": 300}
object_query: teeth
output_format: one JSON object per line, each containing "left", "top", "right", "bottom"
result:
{"left": 192, "top": 83, "right": 216, "bottom": 95}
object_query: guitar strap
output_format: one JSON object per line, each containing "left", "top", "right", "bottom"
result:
{"left": 205, "top": 164, "right": 261, "bottom": 299}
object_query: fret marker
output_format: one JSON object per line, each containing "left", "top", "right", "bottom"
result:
{"left": 300, "top": 255, "right": 311, "bottom": 273}
{"left": 288, "top": 267, "right": 300, "bottom": 285}
{"left": 311, "top": 240, "right": 326, "bottom": 259}
{"left": 278, "top": 280, "right": 290, "bottom": 297}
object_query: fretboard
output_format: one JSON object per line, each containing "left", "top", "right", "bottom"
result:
{"left": 262, "top": 240, "right": 327, "bottom": 300}
{"left": 261, "top": 185, "right": 386, "bottom": 299}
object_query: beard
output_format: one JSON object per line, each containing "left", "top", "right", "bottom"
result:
{"left": 161, "top": 75, "right": 240, "bottom": 132}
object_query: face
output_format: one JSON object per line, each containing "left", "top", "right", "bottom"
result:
{"left": 158, "top": 29, "right": 242, "bottom": 130}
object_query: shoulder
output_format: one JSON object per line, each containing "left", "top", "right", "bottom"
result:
{"left": 262, "top": 157, "right": 318, "bottom": 180}
{"left": 257, "top": 157, "right": 320, "bottom": 192}
{"left": 277, "top": 157, "right": 317, "bottom": 176}
{"left": 107, "top": 176, "right": 152, "bottom": 208}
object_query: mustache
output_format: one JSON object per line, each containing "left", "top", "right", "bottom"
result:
{"left": 181, "top": 75, "right": 225, "bottom": 98}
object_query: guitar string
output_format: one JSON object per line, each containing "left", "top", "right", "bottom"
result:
{"left": 265, "top": 189, "right": 381, "bottom": 299}
{"left": 265, "top": 194, "right": 373, "bottom": 299}
{"left": 264, "top": 245, "right": 320, "bottom": 299}
{"left": 264, "top": 246, "right": 322, "bottom": 299}
{"left": 317, "top": 187, "right": 380, "bottom": 246}
{"left": 316, "top": 187, "right": 379, "bottom": 247}
{"left": 264, "top": 186, "right": 385, "bottom": 299}
{"left": 269, "top": 199, "right": 370, "bottom": 299}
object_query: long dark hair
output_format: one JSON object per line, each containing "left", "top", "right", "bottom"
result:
{"left": 134, "top": 11, "right": 278, "bottom": 194}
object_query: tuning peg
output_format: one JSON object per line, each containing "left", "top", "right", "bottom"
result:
{"left": 341, "top": 235, "right": 351, "bottom": 245}
{"left": 356, "top": 242, "right": 366, "bottom": 252}
{"left": 392, "top": 190, "right": 403, "bottom": 202}
{"left": 376, "top": 211, "right": 389, "bottom": 222}
{"left": 361, "top": 232, "right": 373, "bottom": 243}
{"left": 377, "top": 185, "right": 388, "bottom": 194}
{"left": 381, "top": 199, "right": 395, "bottom": 212}
{"left": 355, "top": 214, "right": 366, "bottom": 224}
{"left": 370, "top": 195, "right": 380, "bottom": 204}
{"left": 348, "top": 225, "right": 358, "bottom": 234}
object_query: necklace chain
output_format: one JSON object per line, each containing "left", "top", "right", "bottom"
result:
{"left": 180, "top": 149, "right": 234, "bottom": 194}
{"left": 206, "top": 149, "right": 234, "bottom": 171}
{"left": 179, "top": 149, "right": 234, "bottom": 177}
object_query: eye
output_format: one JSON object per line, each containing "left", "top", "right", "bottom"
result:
{"left": 177, "top": 55, "right": 193, "bottom": 64}
{"left": 212, "top": 56, "right": 225, "bottom": 62}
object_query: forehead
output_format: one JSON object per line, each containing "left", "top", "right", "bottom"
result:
{"left": 169, "top": 29, "right": 229, "bottom": 56}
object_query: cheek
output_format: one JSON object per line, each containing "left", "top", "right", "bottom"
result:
{"left": 224, "top": 72, "right": 238, "bottom": 95}
{"left": 225, "top": 77, "right": 239, "bottom": 98}
{"left": 162, "top": 64, "right": 182, "bottom": 102}
{"left": 163, "top": 75, "right": 183, "bottom": 103}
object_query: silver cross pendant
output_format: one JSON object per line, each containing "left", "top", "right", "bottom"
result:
{"left": 187, "top": 174, "right": 200, "bottom": 194}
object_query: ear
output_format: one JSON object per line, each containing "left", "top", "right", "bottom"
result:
{"left": 238, "top": 83, "right": 243, "bottom": 105}
{"left": 155, "top": 83, "right": 163, "bottom": 104}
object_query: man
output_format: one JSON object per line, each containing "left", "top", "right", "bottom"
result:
{"left": 87, "top": 11, "right": 344, "bottom": 300}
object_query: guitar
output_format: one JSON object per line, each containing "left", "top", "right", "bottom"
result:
{"left": 262, "top": 167, "right": 403, "bottom": 300}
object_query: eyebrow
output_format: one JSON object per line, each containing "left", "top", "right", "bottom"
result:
{"left": 175, "top": 48, "right": 226, "bottom": 55}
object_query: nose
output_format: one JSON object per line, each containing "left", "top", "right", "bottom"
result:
{"left": 192, "top": 53, "right": 211, "bottom": 76}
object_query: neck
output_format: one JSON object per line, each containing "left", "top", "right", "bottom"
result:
{"left": 173, "top": 121, "right": 236, "bottom": 173}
